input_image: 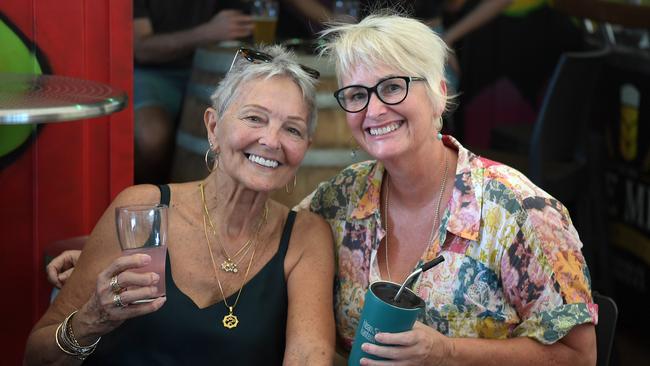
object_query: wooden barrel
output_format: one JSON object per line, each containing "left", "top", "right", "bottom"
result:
{"left": 171, "top": 45, "right": 369, "bottom": 207}
{"left": 171, "top": 45, "right": 235, "bottom": 183}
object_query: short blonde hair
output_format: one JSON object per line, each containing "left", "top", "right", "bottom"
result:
{"left": 319, "top": 12, "right": 450, "bottom": 130}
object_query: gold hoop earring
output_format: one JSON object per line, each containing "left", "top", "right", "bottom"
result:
{"left": 204, "top": 149, "right": 219, "bottom": 172}
{"left": 204, "top": 148, "right": 213, "bottom": 173}
{"left": 285, "top": 175, "right": 297, "bottom": 194}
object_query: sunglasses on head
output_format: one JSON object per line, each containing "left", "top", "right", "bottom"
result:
{"left": 229, "top": 47, "right": 321, "bottom": 80}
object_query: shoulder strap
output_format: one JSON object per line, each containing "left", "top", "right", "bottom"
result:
{"left": 277, "top": 210, "right": 297, "bottom": 256}
{"left": 158, "top": 184, "right": 171, "bottom": 206}
{"left": 143, "top": 185, "right": 170, "bottom": 247}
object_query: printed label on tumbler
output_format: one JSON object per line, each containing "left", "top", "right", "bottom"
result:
{"left": 360, "top": 320, "right": 379, "bottom": 341}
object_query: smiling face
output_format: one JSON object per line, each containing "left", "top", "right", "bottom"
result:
{"left": 341, "top": 64, "right": 442, "bottom": 162}
{"left": 205, "top": 75, "right": 311, "bottom": 192}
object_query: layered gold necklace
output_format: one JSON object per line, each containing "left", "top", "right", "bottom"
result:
{"left": 199, "top": 182, "right": 266, "bottom": 273}
{"left": 199, "top": 182, "right": 268, "bottom": 329}
{"left": 382, "top": 146, "right": 448, "bottom": 282}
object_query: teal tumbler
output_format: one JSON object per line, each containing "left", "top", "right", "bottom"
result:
{"left": 348, "top": 281, "right": 425, "bottom": 365}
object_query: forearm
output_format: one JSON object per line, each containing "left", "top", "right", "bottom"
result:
{"left": 24, "top": 325, "right": 83, "bottom": 366}
{"left": 134, "top": 27, "right": 210, "bottom": 64}
{"left": 284, "top": 341, "right": 334, "bottom": 366}
{"left": 445, "top": 336, "right": 592, "bottom": 366}
{"left": 443, "top": 0, "right": 512, "bottom": 46}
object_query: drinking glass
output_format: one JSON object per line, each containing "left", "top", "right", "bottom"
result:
{"left": 251, "top": 0, "right": 279, "bottom": 45}
{"left": 115, "top": 204, "right": 168, "bottom": 302}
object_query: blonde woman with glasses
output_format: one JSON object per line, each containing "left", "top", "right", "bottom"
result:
{"left": 301, "top": 12, "right": 597, "bottom": 365}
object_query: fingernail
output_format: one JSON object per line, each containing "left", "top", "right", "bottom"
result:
{"left": 140, "top": 254, "right": 151, "bottom": 264}
{"left": 157, "top": 296, "right": 167, "bottom": 307}
{"left": 361, "top": 343, "right": 369, "bottom": 351}
{"left": 152, "top": 273, "right": 160, "bottom": 283}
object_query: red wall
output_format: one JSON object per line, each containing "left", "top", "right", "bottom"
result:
{"left": 0, "top": 0, "right": 133, "bottom": 362}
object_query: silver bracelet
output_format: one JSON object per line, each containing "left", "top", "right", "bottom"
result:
{"left": 55, "top": 310, "right": 101, "bottom": 360}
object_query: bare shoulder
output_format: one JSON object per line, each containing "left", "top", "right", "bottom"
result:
{"left": 166, "top": 181, "right": 203, "bottom": 205}
{"left": 291, "top": 209, "right": 333, "bottom": 253}
{"left": 112, "top": 184, "right": 163, "bottom": 207}
{"left": 284, "top": 207, "right": 334, "bottom": 280}
{"left": 78, "top": 184, "right": 165, "bottom": 271}
{"left": 293, "top": 209, "right": 330, "bottom": 234}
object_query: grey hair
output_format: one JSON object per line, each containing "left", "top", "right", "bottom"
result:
{"left": 319, "top": 12, "right": 451, "bottom": 130}
{"left": 210, "top": 44, "right": 319, "bottom": 136}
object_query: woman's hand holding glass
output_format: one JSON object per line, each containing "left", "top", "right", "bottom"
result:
{"left": 71, "top": 203, "right": 169, "bottom": 342}
{"left": 72, "top": 254, "right": 166, "bottom": 342}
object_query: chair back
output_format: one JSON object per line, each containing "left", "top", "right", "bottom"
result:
{"left": 529, "top": 48, "right": 610, "bottom": 184}
{"left": 593, "top": 292, "right": 618, "bottom": 366}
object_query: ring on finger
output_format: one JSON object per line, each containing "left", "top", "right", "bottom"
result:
{"left": 113, "top": 293, "right": 125, "bottom": 308}
{"left": 109, "top": 275, "right": 123, "bottom": 294}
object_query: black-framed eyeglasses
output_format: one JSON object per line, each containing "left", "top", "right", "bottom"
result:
{"left": 228, "top": 47, "right": 320, "bottom": 79}
{"left": 333, "top": 76, "right": 426, "bottom": 113}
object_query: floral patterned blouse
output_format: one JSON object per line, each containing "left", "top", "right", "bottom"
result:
{"left": 299, "top": 136, "right": 597, "bottom": 350}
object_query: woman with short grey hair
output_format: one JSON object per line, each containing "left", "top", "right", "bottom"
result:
{"left": 25, "top": 44, "right": 335, "bottom": 365}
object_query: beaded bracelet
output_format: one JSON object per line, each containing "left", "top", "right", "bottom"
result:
{"left": 55, "top": 310, "right": 101, "bottom": 360}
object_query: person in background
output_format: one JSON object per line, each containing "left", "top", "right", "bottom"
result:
{"left": 133, "top": 0, "right": 253, "bottom": 184}
{"left": 25, "top": 44, "right": 334, "bottom": 365}
{"left": 305, "top": 12, "right": 596, "bottom": 364}
{"left": 443, "top": 0, "right": 584, "bottom": 138}
{"left": 278, "top": 0, "right": 448, "bottom": 40}
{"left": 277, "top": 0, "right": 500, "bottom": 97}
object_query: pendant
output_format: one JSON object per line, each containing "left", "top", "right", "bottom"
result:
{"left": 220, "top": 259, "right": 238, "bottom": 273}
{"left": 222, "top": 307, "right": 239, "bottom": 329}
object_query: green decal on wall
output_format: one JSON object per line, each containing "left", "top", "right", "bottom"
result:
{"left": 0, "top": 17, "right": 43, "bottom": 157}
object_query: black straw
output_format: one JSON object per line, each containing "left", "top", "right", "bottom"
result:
{"left": 420, "top": 256, "right": 445, "bottom": 272}
{"left": 393, "top": 255, "right": 445, "bottom": 303}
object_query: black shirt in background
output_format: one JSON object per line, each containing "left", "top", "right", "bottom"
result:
{"left": 277, "top": 0, "right": 444, "bottom": 41}
{"left": 134, "top": 0, "right": 249, "bottom": 68}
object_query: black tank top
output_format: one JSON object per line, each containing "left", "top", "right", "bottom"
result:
{"left": 85, "top": 185, "right": 296, "bottom": 365}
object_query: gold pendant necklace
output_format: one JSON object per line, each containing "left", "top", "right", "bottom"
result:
{"left": 199, "top": 183, "right": 268, "bottom": 329}
{"left": 199, "top": 182, "right": 266, "bottom": 273}
{"left": 223, "top": 306, "right": 239, "bottom": 329}
{"left": 202, "top": 213, "right": 260, "bottom": 329}
{"left": 382, "top": 146, "right": 448, "bottom": 283}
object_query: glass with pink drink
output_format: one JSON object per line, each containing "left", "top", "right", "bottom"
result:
{"left": 115, "top": 204, "right": 168, "bottom": 303}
